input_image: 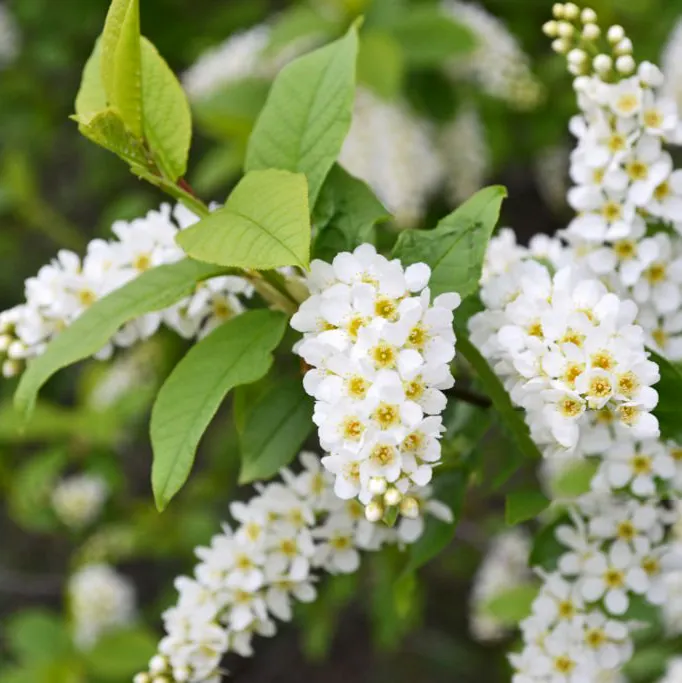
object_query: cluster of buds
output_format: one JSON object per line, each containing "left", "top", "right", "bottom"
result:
{"left": 543, "top": 3, "right": 635, "bottom": 78}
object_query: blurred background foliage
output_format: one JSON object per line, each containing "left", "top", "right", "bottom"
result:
{"left": 2, "top": 0, "right": 682, "bottom": 681}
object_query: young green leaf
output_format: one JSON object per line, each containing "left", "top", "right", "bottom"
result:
{"left": 393, "top": 186, "right": 507, "bottom": 298}
{"left": 549, "top": 459, "right": 598, "bottom": 500}
{"left": 456, "top": 332, "right": 542, "bottom": 463}
{"left": 505, "top": 489, "right": 551, "bottom": 526}
{"left": 5, "top": 609, "right": 72, "bottom": 665}
{"left": 481, "top": 584, "right": 539, "bottom": 624}
{"left": 239, "top": 377, "right": 314, "bottom": 483}
{"left": 245, "top": 23, "right": 359, "bottom": 206}
{"left": 264, "top": 5, "right": 335, "bottom": 58}
{"left": 648, "top": 347, "right": 682, "bottom": 443}
{"left": 15, "top": 259, "right": 230, "bottom": 419}
{"left": 83, "top": 627, "right": 157, "bottom": 680}
{"left": 140, "top": 37, "right": 192, "bottom": 181}
{"left": 313, "top": 165, "right": 388, "bottom": 261}
{"left": 74, "top": 39, "right": 106, "bottom": 118}
{"left": 357, "top": 31, "right": 404, "bottom": 100}
{"left": 100, "top": 0, "right": 142, "bottom": 137}
{"left": 151, "top": 310, "right": 287, "bottom": 510}
{"left": 176, "top": 169, "right": 311, "bottom": 269}
{"left": 529, "top": 513, "right": 570, "bottom": 572}
{"left": 387, "top": 6, "right": 477, "bottom": 66}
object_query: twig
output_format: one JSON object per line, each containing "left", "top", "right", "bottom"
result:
{"left": 447, "top": 385, "right": 492, "bottom": 409}
{"left": 0, "top": 568, "right": 63, "bottom": 596}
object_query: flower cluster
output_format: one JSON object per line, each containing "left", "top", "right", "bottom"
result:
{"left": 442, "top": 0, "right": 543, "bottom": 110}
{"left": 661, "top": 19, "right": 682, "bottom": 114}
{"left": 469, "top": 529, "right": 534, "bottom": 642}
{"left": 544, "top": 4, "right": 682, "bottom": 360}
{"left": 0, "top": 204, "right": 252, "bottom": 377}
{"left": 440, "top": 104, "right": 490, "bottom": 205}
{"left": 291, "top": 245, "right": 459, "bottom": 522}
{"left": 658, "top": 658, "right": 682, "bottom": 683}
{"left": 52, "top": 473, "right": 108, "bottom": 530}
{"left": 69, "top": 563, "right": 137, "bottom": 648}
{"left": 470, "top": 258, "right": 660, "bottom": 458}
{"left": 339, "top": 89, "right": 444, "bottom": 227}
{"left": 512, "top": 486, "right": 681, "bottom": 683}
{"left": 135, "top": 452, "right": 452, "bottom": 683}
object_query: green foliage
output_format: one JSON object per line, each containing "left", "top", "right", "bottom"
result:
{"left": 529, "top": 513, "right": 570, "bottom": 572}
{"left": 393, "top": 186, "right": 507, "bottom": 298}
{"left": 481, "top": 584, "right": 538, "bottom": 625}
{"left": 505, "top": 489, "right": 550, "bottom": 526}
{"left": 4, "top": 609, "right": 72, "bottom": 664}
{"left": 83, "top": 627, "right": 157, "bottom": 680}
{"left": 239, "top": 377, "right": 313, "bottom": 483}
{"left": 245, "top": 23, "right": 359, "bottom": 205}
{"left": 386, "top": 5, "right": 477, "bottom": 66}
{"left": 456, "top": 333, "right": 543, "bottom": 463}
{"left": 357, "top": 31, "right": 404, "bottom": 99}
{"left": 549, "top": 459, "right": 598, "bottom": 499}
{"left": 176, "top": 169, "right": 311, "bottom": 269}
{"left": 15, "top": 259, "right": 230, "bottom": 419}
{"left": 313, "top": 165, "right": 388, "bottom": 261}
{"left": 648, "top": 347, "right": 682, "bottom": 443}
{"left": 151, "top": 310, "right": 287, "bottom": 510}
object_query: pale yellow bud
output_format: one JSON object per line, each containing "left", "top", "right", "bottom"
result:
{"left": 607, "top": 25, "right": 625, "bottom": 43}
{"left": 365, "top": 501, "right": 383, "bottom": 523}
{"left": 384, "top": 487, "right": 402, "bottom": 506}
{"left": 400, "top": 496, "right": 420, "bottom": 519}
{"left": 543, "top": 20, "right": 559, "bottom": 38}
{"left": 581, "top": 8, "right": 597, "bottom": 23}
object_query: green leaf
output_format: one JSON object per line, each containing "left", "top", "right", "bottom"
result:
{"left": 140, "top": 37, "right": 192, "bottom": 180}
{"left": 482, "top": 584, "right": 538, "bottom": 624}
{"left": 73, "top": 109, "right": 148, "bottom": 169}
{"left": 387, "top": 6, "right": 476, "bottom": 66}
{"left": 456, "top": 332, "right": 542, "bottom": 463}
{"left": 239, "top": 377, "right": 313, "bottom": 483}
{"left": 313, "top": 165, "right": 388, "bottom": 261}
{"left": 83, "top": 627, "right": 156, "bottom": 680}
{"left": 176, "top": 169, "right": 311, "bottom": 270}
{"left": 15, "top": 259, "right": 230, "bottom": 419}
{"left": 393, "top": 186, "right": 507, "bottom": 298}
{"left": 505, "top": 489, "right": 551, "bottom": 526}
{"left": 357, "top": 31, "right": 404, "bottom": 100}
{"left": 529, "top": 513, "right": 570, "bottom": 571}
{"left": 193, "top": 78, "right": 271, "bottom": 140}
{"left": 264, "top": 5, "right": 336, "bottom": 58}
{"left": 151, "top": 309, "right": 287, "bottom": 510}
{"left": 550, "top": 459, "right": 598, "bottom": 499}
{"left": 400, "top": 469, "right": 467, "bottom": 575}
{"left": 5, "top": 610, "right": 72, "bottom": 664}
{"left": 74, "top": 39, "right": 106, "bottom": 118}
{"left": 245, "top": 23, "right": 359, "bottom": 206}
{"left": 100, "top": 0, "right": 142, "bottom": 137}
{"left": 648, "top": 347, "right": 682, "bottom": 443}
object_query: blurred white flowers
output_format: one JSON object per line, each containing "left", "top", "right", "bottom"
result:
{"left": 52, "top": 474, "right": 108, "bottom": 530}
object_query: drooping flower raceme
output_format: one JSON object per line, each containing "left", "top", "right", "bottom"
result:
{"left": 0, "top": 204, "right": 252, "bottom": 377}
{"left": 135, "top": 452, "right": 452, "bottom": 683}
{"left": 52, "top": 474, "right": 108, "bottom": 530}
{"left": 69, "top": 563, "right": 137, "bottom": 649}
{"left": 291, "top": 245, "right": 460, "bottom": 522}
{"left": 470, "top": 259, "right": 660, "bottom": 458}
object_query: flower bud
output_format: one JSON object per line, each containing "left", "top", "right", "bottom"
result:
{"left": 174, "top": 667, "right": 190, "bottom": 682}
{"left": 582, "top": 23, "right": 600, "bottom": 40}
{"left": 567, "top": 48, "right": 587, "bottom": 65}
{"left": 542, "top": 20, "right": 559, "bottom": 37}
{"left": 368, "top": 477, "right": 387, "bottom": 495}
{"left": 552, "top": 3, "right": 565, "bottom": 18}
{"left": 0, "top": 334, "right": 10, "bottom": 352}
{"left": 552, "top": 39, "right": 569, "bottom": 54}
{"left": 607, "top": 25, "right": 625, "bottom": 43}
{"left": 133, "top": 675, "right": 151, "bottom": 683}
{"left": 7, "top": 340, "right": 24, "bottom": 359}
{"left": 384, "top": 487, "right": 402, "bottom": 506}
{"left": 581, "top": 8, "right": 597, "bottom": 23}
{"left": 615, "top": 54, "right": 635, "bottom": 75}
{"left": 557, "top": 21, "right": 574, "bottom": 38}
{"left": 400, "top": 496, "right": 420, "bottom": 519}
{"left": 615, "top": 37, "right": 633, "bottom": 55}
{"left": 365, "top": 501, "right": 383, "bottom": 523}
{"left": 2, "top": 359, "right": 19, "bottom": 378}
{"left": 563, "top": 3, "right": 579, "bottom": 19}
{"left": 149, "top": 656, "right": 168, "bottom": 675}
{"left": 593, "top": 54, "right": 612, "bottom": 74}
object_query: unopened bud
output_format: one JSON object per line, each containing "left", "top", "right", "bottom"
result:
{"left": 552, "top": 39, "right": 569, "bottom": 54}
{"left": 581, "top": 8, "right": 597, "bottom": 23}
{"left": 557, "top": 21, "right": 574, "bottom": 38}
{"left": 0, "top": 334, "right": 10, "bottom": 352}
{"left": 7, "top": 340, "right": 24, "bottom": 359}
{"left": 368, "top": 477, "right": 387, "bottom": 495}
{"left": 552, "top": 3, "right": 565, "bottom": 19}
{"left": 567, "top": 48, "right": 587, "bottom": 65}
{"left": 365, "top": 501, "right": 383, "bottom": 523}
{"left": 384, "top": 487, "right": 402, "bottom": 506}
{"left": 593, "top": 54, "right": 612, "bottom": 74}
{"left": 615, "top": 37, "right": 633, "bottom": 55}
{"left": 563, "top": 3, "right": 579, "bottom": 19}
{"left": 133, "top": 675, "right": 151, "bottom": 683}
{"left": 543, "top": 20, "right": 559, "bottom": 37}
{"left": 607, "top": 25, "right": 625, "bottom": 43}
{"left": 582, "top": 23, "right": 600, "bottom": 40}
{"left": 152, "top": 677, "right": 170, "bottom": 683}
{"left": 400, "top": 496, "right": 420, "bottom": 519}
{"left": 2, "top": 359, "right": 19, "bottom": 378}
{"left": 149, "top": 656, "right": 168, "bottom": 675}
{"left": 173, "top": 667, "right": 190, "bottom": 682}
{"left": 615, "top": 54, "right": 635, "bottom": 75}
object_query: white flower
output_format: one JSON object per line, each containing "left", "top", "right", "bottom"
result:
{"left": 69, "top": 564, "right": 136, "bottom": 648}
{"left": 51, "top": 474, "right": 108, "bottom": 530}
